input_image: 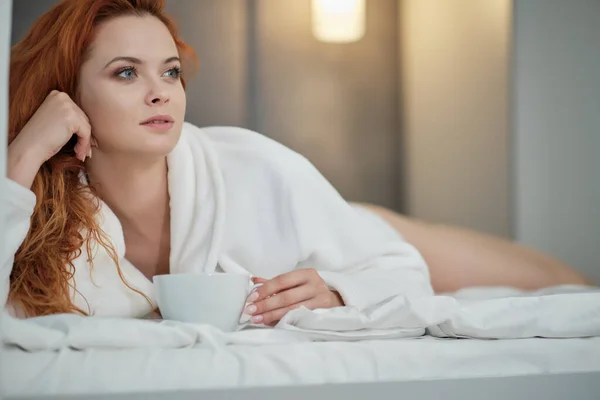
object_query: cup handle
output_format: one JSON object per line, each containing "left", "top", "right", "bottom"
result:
{"left": 237, "top": 282, "right": 263, "bottom": 330}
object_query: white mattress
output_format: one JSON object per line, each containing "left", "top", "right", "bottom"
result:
{"left": 3, "top": 284, "right": 600, "bottom": 398}
{"left": 4, "top": 335, "right": 600, "bottom": 397}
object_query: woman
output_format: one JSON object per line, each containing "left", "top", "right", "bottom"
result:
{"left": 3, "top": 0, "right": 589, "bottom": 323}
{"left": 4, "top": 0, "right": 435, "bottom": 323}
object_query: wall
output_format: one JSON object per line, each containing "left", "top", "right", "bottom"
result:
{"left": 513, "top": 0, "right": 600, "bottom": 282}
{"left": 9, "top": 0, "right": 57, "bottom": 43}
{"left": 164, "top": 0, "right": 248, "bottom": 128}
{"left": 399, "top": 0, "right": 512, "bottom": 237}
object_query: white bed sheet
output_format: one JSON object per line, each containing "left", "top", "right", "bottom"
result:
{"left": 3, "top": 284, "right": 600, "bottom": 398}
{"left": 4, "top": 335, "right": 600, "bottom": 397}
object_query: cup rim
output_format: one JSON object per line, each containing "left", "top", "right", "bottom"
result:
{"left": 152, "top": 272, "right": 250, "bottom": 283}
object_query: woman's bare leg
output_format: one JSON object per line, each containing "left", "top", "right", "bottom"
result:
{"left": 356, "top": 203, "right": 594, "bottom": 293}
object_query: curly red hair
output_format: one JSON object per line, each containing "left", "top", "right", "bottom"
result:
{"left": 8, "top": 0, "right": 196, "bottom": 317}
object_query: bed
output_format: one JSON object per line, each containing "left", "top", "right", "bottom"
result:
{"left": 4, "top": 335, "right": 600, "bottom": 398}
{"left": 3, "top": 285, "right": 600, "bottom": 399}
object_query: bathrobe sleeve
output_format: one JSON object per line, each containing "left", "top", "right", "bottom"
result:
{"left": 1, "top": 177, "right": 37, "bottom": 311}
{"left": 282, "top": 154, "right": 434, "bottom": 310}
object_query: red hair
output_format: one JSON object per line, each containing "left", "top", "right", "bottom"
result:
{"left": 8, "top": 0, "right": 197, "bottom": 317}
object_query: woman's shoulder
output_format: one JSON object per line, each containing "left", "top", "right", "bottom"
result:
{"left": 181, "top": 122, "right": 311, "bottom": 177}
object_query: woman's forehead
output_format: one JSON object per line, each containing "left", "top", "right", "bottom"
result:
{"left": 87, "top": 15, "right": 178, "bottom": 65}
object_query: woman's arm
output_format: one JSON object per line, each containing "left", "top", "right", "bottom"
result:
{"left": 240, "top": 149, "right": 434, "bottom": 322}
{"left": 247, "top": 153, "right": 434, "bottom": 324}
{"left": 2, "top": 91, "right": 92, "bottom": 311}
{"left": 282, "top": 155, "right": 434, "bottom": 310}
{"left": 1, "top": 138, "right": 44, "bottom": 311}
{"left": 1, "top": 177, "right": 37, "bottom": 310}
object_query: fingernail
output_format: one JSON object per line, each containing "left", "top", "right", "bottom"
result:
{"left": 88, "top": 148, "right": 92, "bottom": 159}
{"left": 244, "top": 305, "right": 257, "bottom": 315}
{"left": 239, "top": 313, "right": 251, "bottom": 324}
{"left": 251, "top": 315, "right": 263, "bottom": 323}
{"left": 247, "top": 292, "right": 259, "bottom": 303}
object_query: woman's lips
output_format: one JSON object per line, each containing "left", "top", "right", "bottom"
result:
{"left": 140, "top": 116, "right": 174, "bottom": 131}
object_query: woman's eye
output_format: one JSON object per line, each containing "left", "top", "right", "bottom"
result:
{"left": 164, "top": 67, "right": 182, "bottom": 79}
{"left": 116, "top": 67, "right": 137, "bottom": 80}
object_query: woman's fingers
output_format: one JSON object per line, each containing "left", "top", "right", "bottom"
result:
{"left": 255, "top": 297, "right": 325, "bottom": 326}
{"left": 247, "top": 284, "right": 314, "bottom": 319}
{"left": 246, "top": 269, "right": 342, "bottom": 325}
{"left": 252, "top": 269, "right": 319, "bottom": 302}
{"left": 73, "top": 116, "right": 92, "bottom": 161}
{"left": 66, "top": 99, "right": 92, "bottom": 161}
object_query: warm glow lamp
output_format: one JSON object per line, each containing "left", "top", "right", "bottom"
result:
{"left": 311, "top": 0, "right": 366, "bottom": 43}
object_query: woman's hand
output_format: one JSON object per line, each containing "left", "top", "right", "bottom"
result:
{"left": 245, "top": 269, "right": 345, "bottom": 326}
{"left": 8, "top": 90, "right": 93, "bottom": 189}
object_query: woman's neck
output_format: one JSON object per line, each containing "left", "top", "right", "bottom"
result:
{"left": 85, "top": 153, "right": 170, "bottom": 233}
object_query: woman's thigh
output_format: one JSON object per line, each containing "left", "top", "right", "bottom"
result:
{"left": 354, "top": 203, "right": 592, "bottom": 293}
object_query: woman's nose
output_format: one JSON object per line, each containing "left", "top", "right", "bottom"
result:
{"left": 145, "top": 86, "right": 170, "bottom": 106}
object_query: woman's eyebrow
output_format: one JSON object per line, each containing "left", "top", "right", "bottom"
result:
{"left": 104, "top": 56, "right": 180, "bottom": 69}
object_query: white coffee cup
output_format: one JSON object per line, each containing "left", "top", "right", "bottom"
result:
{"left": 153, "top": 273, "right": 259, "bottom": 332}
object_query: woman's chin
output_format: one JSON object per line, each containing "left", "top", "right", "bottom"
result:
{"left": 135, "top": 129, "right": 182, "bottom": 156}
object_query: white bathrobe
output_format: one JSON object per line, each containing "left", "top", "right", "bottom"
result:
{"left": 1, "top": 123, "right": 433, "bottom": 318}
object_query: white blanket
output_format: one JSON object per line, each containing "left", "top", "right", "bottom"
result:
{"left": 3, "top": 285, "right": 599, "bottom": 352}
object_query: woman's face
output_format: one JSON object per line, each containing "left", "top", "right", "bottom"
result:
{"left": 78, "top": 15, "right": 186, "bottom": 157}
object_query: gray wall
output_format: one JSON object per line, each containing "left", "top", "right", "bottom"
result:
{"left": 9, "top": 0, "right": 57, "bottom": 43}
{"left": 398, "top": 0, "right": 512, "bottom": 237}
{"left": 12, "top": 0, "right": 402, "bottom": 210}
{"left": 513, "top": 0, "right": 600, "bottom": 283}
{"left": 164, "top": 0, "right": 248, "bottom": 128}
